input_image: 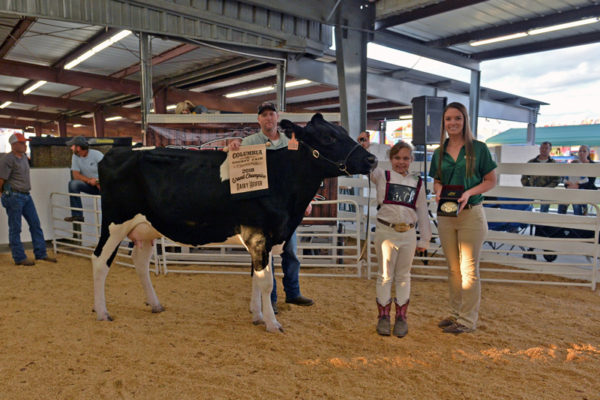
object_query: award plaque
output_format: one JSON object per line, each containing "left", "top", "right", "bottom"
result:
{"left": 437, "top": 185, "right": 464, "bottom": 217}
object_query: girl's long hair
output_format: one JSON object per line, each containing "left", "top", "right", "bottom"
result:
{"left": 436, "top": 102, "right": 476, "bottom": 180}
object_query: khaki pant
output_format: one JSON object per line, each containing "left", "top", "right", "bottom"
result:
{"left": 374, "top": 222, "right": 417, "bottom": 305}
{"left": 437, "top": 205, "right": 487, "bottom": 329}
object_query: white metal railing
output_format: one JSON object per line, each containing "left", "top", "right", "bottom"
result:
{"left": 338, "top": 172, "right": 600, "bottom": 290}
{"left": 49, "top": 193, "right": 362, "bottom": 278}
{"left": 48, "top": 174, "right": 600, "bottom": 290}
{"left": 160, "top": 200, "right": 364, "bottom": 278}
{"left": 49, "top": 192, "right": 159, "bottom": 274}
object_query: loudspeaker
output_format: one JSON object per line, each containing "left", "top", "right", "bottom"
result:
{"left": 411, "top": 96, "right": 446, "bottom": 145}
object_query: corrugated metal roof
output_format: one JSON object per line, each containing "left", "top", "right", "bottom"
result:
{"left": 380, "top": 0, "right": 600, "bottom": 60}
{"left": 1, "top": 0, "right": 591, "bottom": 138}
{"left": 4, "top": 19, "right": 102, "bottom": 66}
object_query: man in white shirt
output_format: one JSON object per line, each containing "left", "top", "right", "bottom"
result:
{"left": 228, "top": 102, "right": 314, "bottom": 313}
{"left": 64, "top": 136, "right": 104, "bottom": 222}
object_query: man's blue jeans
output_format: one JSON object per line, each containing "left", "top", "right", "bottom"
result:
{"left": 1, "top": 193, "right": 48, "bottom": 263}
{"left": 271, "top": 231, "right": 301, "bottom": 303}
{"left": 557, "top": 203, "right": 586, "bottom": 215}
{"left": 68, "top": 180, "right": 100, "bottom": 217}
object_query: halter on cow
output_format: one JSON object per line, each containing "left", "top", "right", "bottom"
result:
{"left": 92, "top": 113, "right": 376, "bottom": 332}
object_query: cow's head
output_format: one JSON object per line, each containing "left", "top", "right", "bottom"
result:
{"left": 280, "top": 113, "right": 377, "bottom": 176}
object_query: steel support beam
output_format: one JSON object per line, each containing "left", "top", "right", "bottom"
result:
{"left": 288, "top": 57, "right": 536, "bottom": 124}
{"left": 153, "top": 88, "right": 168, "bottom": 115}
{"left": 469, "top": 70, "right": 480, "bottom": 137}
{"left": 526, "top": 107, "right": 539, "bottom": 145}
{"left": 56, "top": 118, "right": 67, "bottom": 137}
{"left": 0, "top": 59, "right": 141, "bottom": 95}
{"left": 0, "top": 59, "right": 263, "bottom": 113}
{"left": 333, "top": 0, "right": 373, "bottom": 138}
{"left": 93, "top": 108, "right": 105, "bottom": 138}
{"left": 275, "top": 63, "right": 286, "bottom": 111}
{"left": 236, "top": 0, "right": 337, "bottom": 23}
{"left": 0, "top": 90, "right": 141, "bottom": 120}
{"left": 0, "top": 16, "right": 36, "bottom": 58}
{"left": 139, "top": 32, "right": 153, "bottom": 145}
{"left": 63, "top": 43, "right": 198, "bottom": 99}
{"left": 374, "top": 31, "right": 480, "bottom": 71}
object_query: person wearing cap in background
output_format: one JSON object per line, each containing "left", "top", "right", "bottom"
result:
{"left": 228, "top": 101, "right": 314, "bottom": 313}
{"left": 64, "top": 136, "right": 104, "bottom": 222}
{"left": 0, "top": 133, "right": 57, "bottom": 266}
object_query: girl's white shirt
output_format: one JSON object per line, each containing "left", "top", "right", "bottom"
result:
{"left": 371, "top": 167, "right": 432, "bottom": 249}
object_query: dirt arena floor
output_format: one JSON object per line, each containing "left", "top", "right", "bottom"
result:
{"left": 1, "top": 251, "right": 599, "bottom": 400}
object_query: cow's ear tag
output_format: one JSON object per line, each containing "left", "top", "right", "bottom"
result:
{"left": 288, "top": 133, "right": 299, "bottom": 150}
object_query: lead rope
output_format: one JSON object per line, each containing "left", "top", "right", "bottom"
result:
{"left": 358, "top": 174, "right": 372, "bottom": 264}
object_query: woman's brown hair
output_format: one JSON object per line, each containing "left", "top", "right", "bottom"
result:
{"left": 435, "top": 102, "right": 476, "bottom": 180}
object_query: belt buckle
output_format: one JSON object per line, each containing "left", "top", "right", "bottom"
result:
{"left": 394, "top": 223, "right": 410, "bottom": 233}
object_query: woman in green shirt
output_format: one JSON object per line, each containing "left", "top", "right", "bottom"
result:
{"left": 429, "top": 102, "right": 497, "bottom": 335}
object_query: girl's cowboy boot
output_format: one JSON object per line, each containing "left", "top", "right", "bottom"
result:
{"left": 376, "top": 300, "right": 392, "bottom": 336}
{"left": 393, "top": 299, "right": 409, "bottom": 338}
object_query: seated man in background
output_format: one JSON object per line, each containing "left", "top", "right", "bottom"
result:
{"left": 64, "top": 136, "right": 103, "bottom": 222}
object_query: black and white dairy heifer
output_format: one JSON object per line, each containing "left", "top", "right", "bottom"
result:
{"left": 92, "top": 113, "right": 376, "bottom": 332}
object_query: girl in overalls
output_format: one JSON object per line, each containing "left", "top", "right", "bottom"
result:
{"left": 367, "top": 141, "right": 432, "bottom": 337}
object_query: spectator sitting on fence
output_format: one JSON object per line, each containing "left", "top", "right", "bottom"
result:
{"left": 64, "top": 136, "right": 103, "bottom": 223}
{"left": 520, "top": 141, "right": 560, "bottom": 213}
{"left": 175, "top": 100, "right": 209, "bottom": 115}
{"left": 558, "top": 144, "right": 597, "bottom": 216}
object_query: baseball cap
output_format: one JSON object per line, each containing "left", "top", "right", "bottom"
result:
{"left": 8, "top": 133, "right": 30, "bottom": 144}
{"left": 65, "top": 136, "right": 89, "bottom": 147}
{"left": 257, "top": 101, "right": 277, "bottom": 115}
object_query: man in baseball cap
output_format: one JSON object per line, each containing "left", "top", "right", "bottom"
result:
{"left": 257, "top": 101, "right": 277, "bottom": 115}
{"left": 227, "top": 100, "right": 314, "bottom": 313}
{"left": 1, "top": 132, "right": 57, "bottom": 265}
{"left": 8, "top": 132, "right": 30, "bottom": 144}
{"left": 65, "top": 135, "right": 88, "bottom": 147}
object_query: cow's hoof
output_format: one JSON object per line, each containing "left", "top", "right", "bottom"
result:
{"left": 151, "top": 305, "right": 165, "bottom": 313}
{"left": 252, "top": 314, "right": 265, "bottom": 325}
{"left": 265, "top": 320, "right": 283, "bottom": 333}
{"left": 252, "top": 312, "right": 264, "bottom": 325}
{"left": 96, "top": 314, "right": 113, "bottom": 321}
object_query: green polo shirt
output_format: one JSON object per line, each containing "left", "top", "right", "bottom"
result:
{"left": 241, "top": 130, "right": 289, "bottom": 149}
{"left": 429, "top": 139, "right": 497, "bottom": 205}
